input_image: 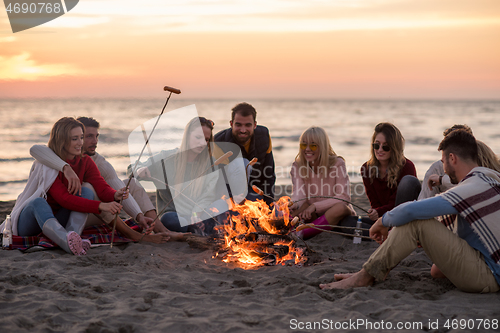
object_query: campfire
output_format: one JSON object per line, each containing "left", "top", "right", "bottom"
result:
{"left": 214, "top": 196, "right": 307, "bottom": 269}
{"left": 185, "top": 196, "right": 308, "bottom": 269}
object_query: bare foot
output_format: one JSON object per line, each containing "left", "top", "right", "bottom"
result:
{"left": 320, "top": 269, "right": 374, "bottom": 290}
{"left": 430, "top": 264, "right": 447, "bottom": 279}
{"left": 166, "top": 231, "right": 188, "bottom": 242}
{"left": 334, "top": 273, "right": 355, "bottom": 281}
{"left": 142, "top": 232, "right": 171, "bottom": 244}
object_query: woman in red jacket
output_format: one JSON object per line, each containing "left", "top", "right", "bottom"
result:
{"left": 361, "top": 122, "right": 420, "bottom": 222}
{"left": 14, "top": 117, "right": 128, "bottom": 255}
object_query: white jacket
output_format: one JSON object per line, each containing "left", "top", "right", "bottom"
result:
{"left": 0, "top": 161, "right": 58, "bottom": 235}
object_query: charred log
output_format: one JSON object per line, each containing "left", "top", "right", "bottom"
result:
{"left": 236, "top": 232, "right": 292, "bottom": 245}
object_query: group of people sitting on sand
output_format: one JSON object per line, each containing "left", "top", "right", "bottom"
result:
{"left": 2, "top": 101, "right": 500, "bottom": 294}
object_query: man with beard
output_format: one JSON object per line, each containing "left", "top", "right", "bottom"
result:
{"left": 30, "top": 117, "right": 182, "bottom": 242}
{"left": 214, "top": 102, "right": 276, "bottom": 205}
{"left": 320, "top": 130, "right": 500, "bottom": 293}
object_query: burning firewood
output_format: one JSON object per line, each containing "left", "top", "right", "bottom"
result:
{"left": 183, "top": 196, "right": 309, "bottom": 268}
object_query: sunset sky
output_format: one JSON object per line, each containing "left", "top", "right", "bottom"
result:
{"left": 0, "top": 0, "right": 499, "bottom": 99}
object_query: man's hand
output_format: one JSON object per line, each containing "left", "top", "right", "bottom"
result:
{"left": 137, "top": 214, "right": 155, "bottom": 234}
{"left": 99, "top": 202, "right": 123, "bottom": 214}
{"left": 63, "top": 165, "right": 81, "bottom": 195}
{"left": 368, "top": 208, "right": 379, "bottom": 221}
{"left": 427, "top": 174, "right": 441, "bottom": 190}
{"left": 114, "top": 187, "right": 129, "bottom": 202}
{"left": 369, "top": 217, "right": 389, "bottom": 244}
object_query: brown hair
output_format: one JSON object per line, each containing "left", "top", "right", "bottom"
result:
{"left": 477, "top": 140, "right": 500, "bottom": 172}
{"left": 438, "top": 129, "right": 477, "bottom": 162}
{"left": 443, "top": 124, "right": 472, "bottom": 137}
{"left": 48, "top": 117, "right": 84, "bottom": 160}
{"left": 231, "top": 102, "right": 257, "bottom": 122}
{"left": 366, "top": 122, "right": 406, "bottom": 188}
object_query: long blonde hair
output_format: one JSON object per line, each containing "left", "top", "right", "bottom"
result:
{"left": 477, "top": 140, "right": 500, "bottom": 172}
{"left": 47, "top": 117, "right": 84, "bottom": 160}
{"left": 295, "top": 126, "right": 342, "bottom": 179}
{"left": 366, "top": 122, "right": 406, "bottom": 188}
{"left": 173, "top": 117, "right": 212, "bottom": 199}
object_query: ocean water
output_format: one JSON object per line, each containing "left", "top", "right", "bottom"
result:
{"left": 1, "top": 98, "right": 499, "bottom": 201}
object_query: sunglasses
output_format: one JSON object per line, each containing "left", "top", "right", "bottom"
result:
{"left": 372, "top": 143, "right": 390, "bottom": 152}
{"left": 199, "top": 117, "right": 214, "bottom": 129}
{"left": 300, "top": 143, "right": 318, "bottom": 151}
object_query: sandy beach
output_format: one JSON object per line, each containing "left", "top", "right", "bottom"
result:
{"left": 1, "top": 184, "right": 499, "bottom": 332}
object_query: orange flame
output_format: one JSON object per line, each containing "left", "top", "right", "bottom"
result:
{"left": 218, "top": 196, "right": 306, "bottom": 269}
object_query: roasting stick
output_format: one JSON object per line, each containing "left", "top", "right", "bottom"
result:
{"left": 296, "top": 224, "right": 372, "bottom": 240}
{"left": 296, "top": 223, "right": 370, "bottom": 232}
{"left": 251, "top": 185, "right": 274, "bottom": 202}
{"left": 246, "top": 158, "right": 258, "bottom": 178}
{"left": 110, "top": 85, "right": 181, "bottom": 248}
{"left": 303, "top": 225, "right": 372, "bottom": 240}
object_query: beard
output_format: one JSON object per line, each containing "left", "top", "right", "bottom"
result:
{"left": 233, "top": 133, "right": 251, "bottom": 145}
{"left": 448, "top": 170, "right": 458, "bottom": 184}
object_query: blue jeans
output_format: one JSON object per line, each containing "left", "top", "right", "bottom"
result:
{"left": 160, "top": 211, "right": 223, "bottom": 236}
{"left": 160, "top": 212, "right": 189, "bottom": 232}
{"left": 17, "top": 187, "right": 94, "bottom": 236}
{"left": 395, "top": 175, "right": 421, "bottom": 206}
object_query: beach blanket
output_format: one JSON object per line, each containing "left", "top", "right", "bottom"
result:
{"left": 5, "top": 219, "right": 140, "bottom": 251}
{"left": 441, "top": 167, "right": 500, "bottom": 263}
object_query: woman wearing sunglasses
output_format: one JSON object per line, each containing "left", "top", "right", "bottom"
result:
{"left": 361, "top": 122, "right": 419, "bottom": 222}
{"left": 290, "top": 127, "right": 355, "bottom": 239}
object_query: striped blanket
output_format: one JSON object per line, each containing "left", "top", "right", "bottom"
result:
{"left": 441, "top": 167, "right": 500, "bottom": 263}
{"left": 5, "top": 219, "right": 140, "bottom": 251}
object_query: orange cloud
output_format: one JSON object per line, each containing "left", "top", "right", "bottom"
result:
{"left": 0, "top": 53, "right": 82, "bottom": 81}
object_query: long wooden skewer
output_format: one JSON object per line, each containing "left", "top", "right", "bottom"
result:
{"left": 296, "top": 223, "right": 370, "bottom": 232}
{"left": 110, "top": 89, "right": 177, "bottom": 247}
{"left": 297, "top": 224, "right": 372, "bottom": 240}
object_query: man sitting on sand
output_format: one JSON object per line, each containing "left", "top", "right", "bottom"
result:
{"left": 320, "top": 130, "right": 500, "bottom": 293}
{"left": 214, "top": 102, "right": 276, "bottom": 205}
{"left": 30, "top": 117, "right": 183, "bottom": 242}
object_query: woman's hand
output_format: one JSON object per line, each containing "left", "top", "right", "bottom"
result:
{"left": 288, "top": 202, "right": 299, "bottom": 213}
{"left": 369, "top": 217, "right": 389, "bottom": 244}
{"left": 136, "top": 167, "right": 151, "bottom": 180}
{"left": 137, "top": 214, "right": 155, "bottom": 235}
{"left": 114, "top": 187, "right": 129, "bottom": 202}
{"left": 368, "top": 208, "right": 379, "bottom": 221}
{"left": 63, "top": 165, "right": 81, "bottom": 195}
{"left": 99, "top": 202, "right": 123, "bottom": 214}
{"left": 298, "top": 204, "right": 316, "bottom": 221}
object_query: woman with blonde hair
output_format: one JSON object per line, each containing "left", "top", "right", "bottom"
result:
{"left": 7, "top": 117, "right": 128, "bottom": 255}
{"left": 290, "top": 127, "right": 355, "bottom": 239}
{"left": 361, "top": 122, "right": 419, "bottom": 221}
